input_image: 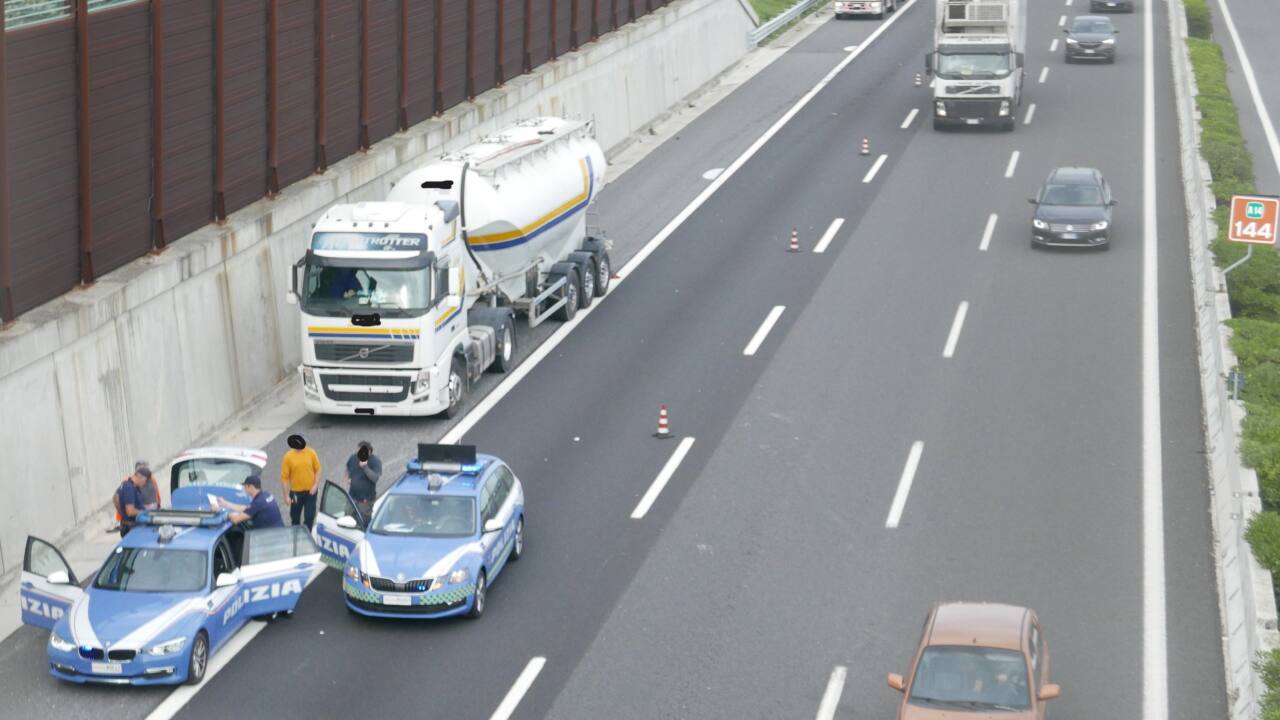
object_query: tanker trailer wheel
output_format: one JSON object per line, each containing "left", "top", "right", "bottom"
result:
{"left": 492, "top": 316, "right": 517, "bottom": 373}
{"left": 567, "top": 252, "right": 597, "bottom": 310}
{"left": 441, "top": 357, "right": 467, "bottom": 419}
{"left": 549, "top": 267, "right": 580, "bottom": 322}
{"left": 592, "top": 250, "right": 611, "bottom": 297}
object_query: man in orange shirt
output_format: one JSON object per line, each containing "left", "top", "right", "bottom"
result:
{"left": 281, "top": 434, "right": 322, "bottom": 530}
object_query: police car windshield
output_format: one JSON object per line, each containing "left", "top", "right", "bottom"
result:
{"left": 94, "top": 547, "right": 208, "bottom": 593}
{"left": 301, "top": 265, "right": 431, "bottom": 318}
{"left": 370, "top": 495, "right": 476, "bottom": 537}
{"left": 174, "top": 458, "right": 259, "bottom": 489}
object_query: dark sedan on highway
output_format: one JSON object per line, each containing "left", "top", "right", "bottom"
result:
{"left": 1029, "top": 167, "right": 1117, "bottom": 249}
{"left": 1090, "top": 0, "right": 1134, "bottom": 12}
{"left": 1064, "top": 16, "right": 1118, "bottom": 63}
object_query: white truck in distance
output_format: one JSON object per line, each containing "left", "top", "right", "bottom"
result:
{"left": 925, "top": 0, "right": 1026, "bottom": 131}
{"left": 289, "top": 117, "right": 610, "bottom": 417}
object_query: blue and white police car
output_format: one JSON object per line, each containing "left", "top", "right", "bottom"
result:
{"left": 19, "top": 508, "right": 320, "bottom": 685}
{"left": 313, "top": 444, "right": 524, "bottom": 619}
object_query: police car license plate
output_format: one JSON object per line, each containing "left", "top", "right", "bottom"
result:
{"left": 382, "top": 595, "right": 411, "bottom": 606}
{"left": 91, "top": 662, "right": 123, "bottom": 674}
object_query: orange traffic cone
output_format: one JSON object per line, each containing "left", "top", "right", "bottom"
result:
{"left": 788, "top": 228, "right": 800, "bottom": 253}
{"left": 860, "top": 137, "right": 870, "bottom": 155}
{"left": 655, "top": 404, "right": 672, "bottom": 439}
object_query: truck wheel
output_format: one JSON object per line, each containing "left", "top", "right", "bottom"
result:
{"left": 567, "top": 252, "right": 597, "bottom": 309}
{"left": 552, "top": 270, "right": 580, "bottom": 322}
{"left": 492, "top": 317, "right": 517, "bottom": 373}
{"left": 441, "top": 357, "right": 466, "bottom": 419}
{"left": 592, "top": 250, "right": 611, "bottom": 297}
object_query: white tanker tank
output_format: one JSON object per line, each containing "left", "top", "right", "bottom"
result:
{"left": 291, "top": 117, "right": 613, "bottom": 418}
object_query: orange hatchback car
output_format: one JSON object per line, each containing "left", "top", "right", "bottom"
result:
{"left": 887, "top": 602, "right": 1062, "bottom": 719}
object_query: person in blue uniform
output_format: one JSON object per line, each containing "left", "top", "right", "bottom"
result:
{"left": 216, "top": 476, "right": 284, "bottom": 528}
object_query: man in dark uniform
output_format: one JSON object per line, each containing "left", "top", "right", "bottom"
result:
{"left": 113, "top": 468, "right": 151, "bottom": 537}
{"left": 216, "top": 476, "right": 284, "bottom": 528}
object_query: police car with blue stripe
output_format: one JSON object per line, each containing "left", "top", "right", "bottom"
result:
{"left": 19, "top": 507, "right": 320, "bottom": 685}
{"left": 313, "top": 444, "right": 524, "bottom": 619}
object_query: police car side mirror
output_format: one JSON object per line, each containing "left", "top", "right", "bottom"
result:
{"left": 46, "top": 570, "right": 71, "bottom": 586}
{"left": 215, "top": 573, "right": 238, "bottom": 589}
{"left": 336, "top": 515, "right": 359, "bottom": 530}
{"left": 483, "top": 519, "right": 503, "bottom": 534}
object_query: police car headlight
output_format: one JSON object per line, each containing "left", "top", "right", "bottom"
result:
{"left": 146, "top": 637, "right": 187, "bottom": 656}
{"left": 448, "top": 568, "right": 469, "bottom": 584}
{"left": 49, "top": 633, "right": 75, "bottom": 653}
{"left": 345, "top": 565, "right": 361, "bottom": 582}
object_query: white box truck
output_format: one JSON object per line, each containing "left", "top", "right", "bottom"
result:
{"left": 926, "top": 0, "right": 1026, "bottom": 131}
{"left": 834, "top": 0, "right": 899, "bottom": 19}
{"left": 288, "top": 117, "right": 611, "bottom": 417}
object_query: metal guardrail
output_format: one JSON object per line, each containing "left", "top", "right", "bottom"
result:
{"left": 747, "top": 0, "right": 825, "bottom": 46}
{"left": 1167, "top": 1, "right": 1280, "bottom": 718}
{"left": 5, "top": 0, "right": 141, "bottom": 29}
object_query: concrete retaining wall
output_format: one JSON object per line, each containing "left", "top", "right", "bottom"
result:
{"left": 1167, "top": 2, "right": 1280, "bottom": 717}
{"left": 0, "top": 0, "right": 755, "bottom": 576}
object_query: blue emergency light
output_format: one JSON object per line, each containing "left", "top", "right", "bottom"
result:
{"left": 137, "top": 508, "right": 228, "bottom": 527}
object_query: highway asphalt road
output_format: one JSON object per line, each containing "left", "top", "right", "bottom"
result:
{"left": 0, "top": 1, "right": 1227, "bottom": 718}
{"left": 1209, "top": 0, "right": 1280, "bottom": 192}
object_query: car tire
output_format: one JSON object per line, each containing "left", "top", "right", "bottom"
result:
{"left": 441, "top": 357, "right": 466, "bottom": 419}
{"left": 491, "top": 316, "right": 517, "bottom": 373}
{"left": 468, "top": 571, "right": 487, "bottom": 619}
{"left": 510, "top": 517, "right": 524, "bottom": 562}
{"left": 185, "top": 631, "right": 208, "bottom": 686}
{"left": 551, "top": 269, "right": 580, "bottom": 322}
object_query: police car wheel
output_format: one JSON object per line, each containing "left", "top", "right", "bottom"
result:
{"left": 510, "top": 518, "right": 524, "bottom": 562}
{"left": 186, "top": 632, "right": 209, "bottom": 685}
{"left": 468, "top": 572, "right": 487, "bottom": 619}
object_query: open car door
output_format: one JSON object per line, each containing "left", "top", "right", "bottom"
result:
{"left": 234, "top": 526, "right": 322, "bottom": 618}
{"left": 20, "top": 536, "right": 85, "bottom": 631}
{"left": 169, "top": 447, "right": 267, "bottom": 510}
{"left": 313, "top": 480, "right": 366, "bottom": 569}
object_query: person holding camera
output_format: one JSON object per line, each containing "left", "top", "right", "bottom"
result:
{"left": 345, "top": 440, "right": 382, "bottom": 522}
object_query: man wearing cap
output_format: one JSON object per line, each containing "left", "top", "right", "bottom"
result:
{"left": 281, "top": 434, "right": 322, "bottom": 530}
{"left": 216, "top": 476, "right": 284, "bottom": 528}
{"left": 345, "top": 440, "right": 383, "bottom": 522}
{"left": 113, "top": 467, "right": 151, "bottom": 537}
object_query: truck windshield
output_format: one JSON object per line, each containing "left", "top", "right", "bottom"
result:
{"left": 302, "top": 265, "right": 431, "bottom": 318}
{"left": 936, "top": 52, "right": 1012, "bottom": 79}
{"left": 94, "top": 547, "right": 208, "bottom": 593}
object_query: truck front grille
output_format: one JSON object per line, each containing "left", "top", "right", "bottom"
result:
{"left": 942, "top": 99, "right": 1001, "bottom": 120}
{"left": 320, "top": 374, "right": 411, "bottom": 403}
{"left": 314, "top": 341, "right": 414, "bottom": 364}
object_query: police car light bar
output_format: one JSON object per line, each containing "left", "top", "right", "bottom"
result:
{"left": 417, "top": 443, "right": 478, "bottom": 472}
{"left": 138, "top": 509, "right": 228, "bottom": 527}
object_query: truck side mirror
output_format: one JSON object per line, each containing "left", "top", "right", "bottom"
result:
{"left": 289, "top": 256, "right": 305, "bottom": 305}
{"left": 924, "top": 53, "right": 933, "bottom": 75}
{"left": 1015, "top": 52, "right": 1024, "bottom": 67}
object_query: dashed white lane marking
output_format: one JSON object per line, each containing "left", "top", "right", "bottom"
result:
{"left": 1065, "top": 0, "right": 1072, "bottom": 5}
{"left": 979, "top": 213, "right": 998, "bottom": 251}
{"left": 1050, "top": 38, "right": 1059, "bottom": 53}
{"left": 1024, "top": 102, "right": 1037, "bottom": 125}
{"left": 942, "top": 301, "right": 969, "bottom": 358}
{"left": 814, "top": 218, "right": 845, "bottom": 254}
{"left": 490, "top": 657, "right": 547, "bottom": 720}
{"left": 901, "top": 108, "right": 919, "bottom": 129}
{"left": 815, "top": 666, "right": 849, "bottom": 720}
{"left": 843, "top": 45, "right": 859, "bottom": 52}
{"left": 885, "top": 441, "right": 925, "bottom": 529}
{"left": 1004, "top": 150, "right": 1020, "bottom": 178}
{"left": 632, "top": 437, "right": 697, "bottom": 520}
{"left": 1214, "top": 0, "right": 1280, "bottom": 181}
{"left": 1039, "top": 66, "right": 1050, "bottom": 83}
{"left": 1059, "top": 14, "right": 1067, "bottom": 26}
{"left": 863, "top": 154, "right": 888, "bottom": 183}
{"left": 702, "top": 168, "right": 724, "bottom": 180}
{"left": 744, "top": 306, "right": 786, "bottom": 356}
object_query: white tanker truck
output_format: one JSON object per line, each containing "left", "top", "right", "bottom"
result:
{"left": 288, "top": 117, "right": 610, "bottom": 417}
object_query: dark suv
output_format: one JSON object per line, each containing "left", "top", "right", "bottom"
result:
{"left": 1029, "top": 167, "right": 1117, "bottom": 249}
{"left": 1064, "top": 16, "right": 1118, "bottom": 63}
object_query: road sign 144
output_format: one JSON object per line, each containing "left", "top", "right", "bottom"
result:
{"left": 1229, "top": 195, "right": 1280, "bottom": 245}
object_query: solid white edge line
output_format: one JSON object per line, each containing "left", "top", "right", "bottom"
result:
{"left": 1024, "top": 102, "right": 1037, "bottom": 125}
{"left": 901, "top": 107, "right": 919, "bottom": 129}
{"left": 979, "top": 213, "right": 998, "bottom": 251}
{"left": 440, "top": 0, "right": 920, "bottom": 446}
{"left": 815, "top": 665, "right": 849, "bottom": 720}
{"left": 743, "top": 306, "right": 786, "bottom": 356}
{"left": 1038, "top": 66, "right": 1050, "bottom": 84}
{"left": 1050, "top": 37, "right": 1059, "bottom": 53}
{"left": 144, "top": 565, "right": 326, "bottom": 720}
{"left": 813, "top": 218, "right": 845, "bottom": 254}
{"left": 1141, "top": 0, "right": 1167, "bottom": 716}
{"left": 942, "top": 301, "right": 969, "bottom": 358}
{"left": 1214, "top": 0, "right": 1280, "bottom": 181}
{"left": 885, "top": 441, "right": 925, "bottom": 529}
{"left": 862, "top": 154, "right": 889, "bottom": 183}
{"left": 1004, "top": 150, "right": 1020, "bottom": 178}
{"left": 490, "top": 657, "right": 548, "bottom": 720}
{"left": 632, "top": 437, "right": 697, "bottom": 520}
